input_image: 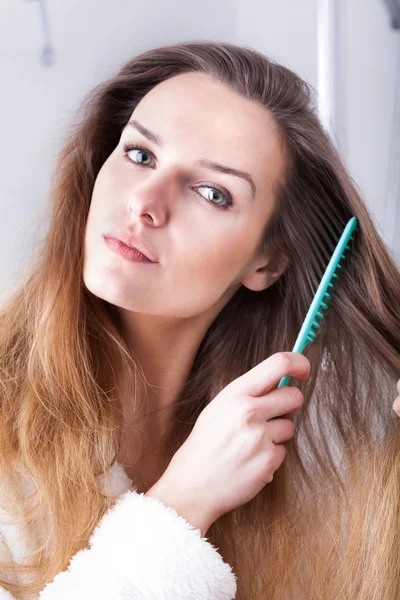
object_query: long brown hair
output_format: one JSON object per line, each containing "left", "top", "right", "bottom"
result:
{"left": 1, "top": 40, "right": 399, "bottom": 599}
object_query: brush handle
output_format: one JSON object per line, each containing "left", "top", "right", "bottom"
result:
{"left": 277, "top": 375, "right": 291, "bottom": 388}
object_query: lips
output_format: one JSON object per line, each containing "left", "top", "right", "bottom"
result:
{"left": 103, "top": 229, "right": 158, "bottom": 263}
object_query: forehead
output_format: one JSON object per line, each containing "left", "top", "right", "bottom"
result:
{"left": 126, "top": 72, "right": 287, "bottom": 213}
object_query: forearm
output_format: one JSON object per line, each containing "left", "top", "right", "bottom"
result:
{"left": 145, "top": 479, "right": 215, "bottom": 538}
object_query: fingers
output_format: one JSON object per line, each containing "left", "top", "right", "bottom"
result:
{"left": 285, "top": 407, "right": 301, "bottom": 422}
{"left": 393, "top": 379, "right": 400, "bottom": 416}
{"left": 265, "top": 417, "right": 295, "bottom": 444}
{"left": 235, "top": 352, "right": 311, "bottom": 398}
{"left": 251, "top": 386, "right": 304, "bottom": 422}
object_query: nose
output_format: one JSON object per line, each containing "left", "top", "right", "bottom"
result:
{"left": 127, "top": 171, "right": 173, "bottom": 226}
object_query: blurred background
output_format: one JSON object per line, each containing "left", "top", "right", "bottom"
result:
{"left": 1, "top": 0, "right": 399, "bottom": 296}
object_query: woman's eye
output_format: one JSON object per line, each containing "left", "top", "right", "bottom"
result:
{"left": 122, "top": 143, "right": 233, "bottom": 210}
{"left": 195, "top": 187, "right": 232, "bottom": 209}
{"left": 124, "top": 144, "right": 153, "bottom": 166}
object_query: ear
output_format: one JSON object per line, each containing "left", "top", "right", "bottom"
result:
{"left": 240, "top": 247, "right": 290, "bottom": 292}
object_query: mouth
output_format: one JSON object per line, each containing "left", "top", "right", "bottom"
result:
{"left": 103, "top": 230, "right": 158, "bottom": 263}
{"left": 103, "top": 236, "right": 157, "bottom": 264}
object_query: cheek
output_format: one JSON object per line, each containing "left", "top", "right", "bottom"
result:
{"left": 91, "top": 158, "right": 125, "bottom": 207}
{"left": 177, "top": 226, "right": 257, "bottom": 285}
{"left": 86, "top": 174, "right": 109, "bottom": 229}
{"left": 85, "top": 165, "right": 125, "bottom": 240}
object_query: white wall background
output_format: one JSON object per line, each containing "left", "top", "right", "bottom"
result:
{"left": 1, "top": 0, "right": 399, "bottom": 298}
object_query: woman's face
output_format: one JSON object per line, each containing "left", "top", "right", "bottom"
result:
{"left": 83, "top": 72, "right": 286, "bottom": 319}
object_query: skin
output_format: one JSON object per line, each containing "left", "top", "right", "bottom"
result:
{"left": 82, "top": 71, "right": 289, "bottom": 482}
{"left": 394, "top": 379, "right": 400, "bottom": 416}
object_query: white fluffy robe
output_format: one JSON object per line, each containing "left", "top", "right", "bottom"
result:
{"left": 0, "top": 461, "right": 237, "bottom": 599}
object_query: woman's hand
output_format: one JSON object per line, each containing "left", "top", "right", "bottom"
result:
{"left": 148, "top": 352, "right": 310, "bottom": 532}
{"left": 392, "top": 379, "right": 400, "bottom": 416}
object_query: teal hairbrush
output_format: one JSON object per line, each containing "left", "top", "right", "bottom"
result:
{"left": 278, "top": 216, "right": 358, "bottom": 388}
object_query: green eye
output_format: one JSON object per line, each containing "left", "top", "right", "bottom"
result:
{"left": 196, "top": 186, "right": 232, "bottom": 209}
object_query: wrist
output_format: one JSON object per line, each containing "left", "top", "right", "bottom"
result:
{"left": 145, "top": 478, "right": 215, "bottom": 538}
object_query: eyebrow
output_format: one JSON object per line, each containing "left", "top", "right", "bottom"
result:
{"left": 123, "top": 119, "right": 257, "bottom": 202}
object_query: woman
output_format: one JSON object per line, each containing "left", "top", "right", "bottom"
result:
{"left": 0, "top": 40, "right": 399, "bottom": 599}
